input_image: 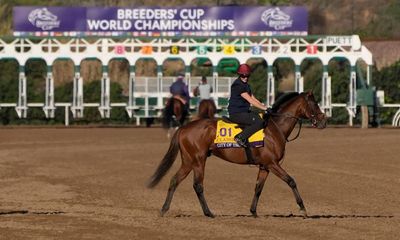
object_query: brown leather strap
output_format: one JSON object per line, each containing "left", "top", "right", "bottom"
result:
{"left": 244, "top": 147, "right": 256, "bottom": 165}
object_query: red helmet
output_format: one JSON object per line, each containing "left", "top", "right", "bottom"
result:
{"left": 237, "top": 64, "right": 251, "bottom": 75}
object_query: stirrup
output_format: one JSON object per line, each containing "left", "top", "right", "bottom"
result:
{"left": 234, "top": 136, "right": 248, "bottom": 148}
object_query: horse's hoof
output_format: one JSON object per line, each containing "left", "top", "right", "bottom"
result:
{"left": 250, "top": 209, "right": 258, "bottom": 218}
{"left": 299, "top": 209, "right": 308, "bottom": 218}
{"left": 205, "top": 212, "right": 215, "bottom": 218}
{"left": 160, "top": 209, "right": 167, "bottom": 217}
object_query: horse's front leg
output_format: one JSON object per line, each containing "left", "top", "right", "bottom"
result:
{"left": 250, "top": 166, "right": 269, "bottom": 217}
{"left": 270, "top": 163, "right": 307, "bottom": 217}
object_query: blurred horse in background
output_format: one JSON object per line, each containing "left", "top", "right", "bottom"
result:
{"left": 192, "top": 99, "right": 217, "bottom": 120}
{"left": 162, "top": 97, "right": 188, "bottom": 138}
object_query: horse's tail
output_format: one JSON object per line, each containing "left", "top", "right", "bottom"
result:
{"left": 147, "top": 128, "right": 181, "bottom": 188}
{"left": 162, "top": 98, "right": 174, "bottom": 128}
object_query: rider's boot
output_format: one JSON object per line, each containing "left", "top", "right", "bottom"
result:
{"left": 234, "top": 134, "right": 249, "bottom": 148}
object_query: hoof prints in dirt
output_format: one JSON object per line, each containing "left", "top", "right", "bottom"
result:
{"left": 0, "top": 210, "right": 65, "bottom": 216}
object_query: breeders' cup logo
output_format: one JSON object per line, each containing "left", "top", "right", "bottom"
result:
{"left": 261, "top": 7, "right": 293, "bottom": 30}
{"left": 28, "top": 8, "right": 60, "bottom": 30}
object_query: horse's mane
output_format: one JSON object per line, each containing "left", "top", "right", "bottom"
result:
{"left": 271, "top": 92, "right": 300, "bottom": 113}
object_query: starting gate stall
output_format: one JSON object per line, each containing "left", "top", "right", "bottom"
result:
{"left": 0, "top": 35, "right": 375, "bottom": 126}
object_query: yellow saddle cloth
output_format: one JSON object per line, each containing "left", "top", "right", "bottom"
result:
{"left": 214, "top": 120, "right": 264, "bottom": 148}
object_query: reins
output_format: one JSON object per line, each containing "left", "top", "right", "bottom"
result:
{"left": 269, "top": 112, "right": 303, "bottom": 142}
{"left": 288, "top": 118, "right": 302, "bottom": 142}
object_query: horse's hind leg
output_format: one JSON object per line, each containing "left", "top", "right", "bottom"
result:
{"left": 193, "top": 162, "right": 214, "bottom": 218}
{"left": 270, "top": 163, "right": 307, "bottom": 217}
{"left": 250, "top": 167, "right": 269, "bottom": 217}
{"left": 160, "top": 164, "right": 191, "bottom": 216}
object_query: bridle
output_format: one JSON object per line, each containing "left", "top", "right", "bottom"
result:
{"left": 267, "top": 95, "right": 322, "bottom": 142}
{"left": 304, "top": 95, "right": 324, "bottom": 128}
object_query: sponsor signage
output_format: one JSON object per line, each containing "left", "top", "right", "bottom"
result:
{"left": 13, "top": 6, "right": 308, "bottom": 37}
{"left": 324, "top": 36, "right": 354, "bottom": 46}
{"left": 324, "top": 35, "right": 361, "bottom": 50}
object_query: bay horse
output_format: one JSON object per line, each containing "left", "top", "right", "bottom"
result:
{"left": 193, "top": 99, "right": 217, "bottom": 120}
{"left": 162, "top": 97, "right": 188, "bottom": 137}
{"left": 149, "top": 91, "right": 327, "bottom": 218}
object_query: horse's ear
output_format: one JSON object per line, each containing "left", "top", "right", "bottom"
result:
{"left": 304, "top": 89, "right": 313, "bottom": 101}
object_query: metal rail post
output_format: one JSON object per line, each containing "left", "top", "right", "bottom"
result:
{"left": 44, "top": 65, "right": 56, "bottom": 118}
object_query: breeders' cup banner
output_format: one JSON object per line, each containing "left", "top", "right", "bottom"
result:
{"left": 13, "top": 6, "right": 308, "bottom": 37}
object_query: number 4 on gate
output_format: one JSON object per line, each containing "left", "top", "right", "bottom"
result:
{"left": 223, "top": 45, "right": 235, "bottom": 55}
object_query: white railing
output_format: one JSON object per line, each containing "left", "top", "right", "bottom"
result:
{"left": 1, "top": 35, "right": 393, "bottom": 127}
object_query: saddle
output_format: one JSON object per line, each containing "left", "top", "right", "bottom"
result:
{"left": 214, "top": 117, "right": 264, "bottom": 148}
{"left": 172, "top": 95, "right": 187, "bottom": 105}
{"left": 213, "top": 117, "right": 264, "bottom": 165}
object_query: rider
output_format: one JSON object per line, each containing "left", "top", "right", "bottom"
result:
{"left": 228, "top": 63, "right": 268, "bottom": 148}
{"left": 170, "top": 73, "right": 190, "bottom": 113}
{"left": 193, "top": 76, "right": 213, "bottom": 100}
{"left": 193, "top": 76, "right": 216, "bottom": 109}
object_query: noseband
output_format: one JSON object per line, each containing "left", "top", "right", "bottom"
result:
{"left": 305, "top": 96, "right": 323, "bottom": 128}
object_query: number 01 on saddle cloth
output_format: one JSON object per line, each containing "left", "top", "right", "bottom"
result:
{"left": 214, "top": 120, "right": 264, "bottom": 148}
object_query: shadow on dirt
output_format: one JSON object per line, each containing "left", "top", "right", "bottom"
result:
{"left": 0, "top": 210, "right": 65, "bottom": 216}
{"left": 175, "top": 213, "right": 395, "bottom": 219}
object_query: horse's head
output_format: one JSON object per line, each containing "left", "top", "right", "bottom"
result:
{"left": 300, "top": 91, "right": 327, "bottom": 129}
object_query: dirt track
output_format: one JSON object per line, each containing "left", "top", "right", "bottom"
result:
{"left": 0, "top": 127, "right": 399, "bottom": 239}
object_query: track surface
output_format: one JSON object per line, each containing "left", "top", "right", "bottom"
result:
{"left": 0, "top": 127, "right": 399, "bottom": 239}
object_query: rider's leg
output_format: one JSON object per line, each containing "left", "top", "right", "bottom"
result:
{"left": 229, "top": 112, "right": 263, "bottom": 147}
{"left": 240, "top": 112, "right": 264, "bottom": 139}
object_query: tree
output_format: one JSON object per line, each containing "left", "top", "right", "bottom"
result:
{"left": 372, "top": 60, "right": 400, "bottom": 124}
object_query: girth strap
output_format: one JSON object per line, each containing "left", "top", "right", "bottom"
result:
{"left": 244, "top": 147, "right": 256, "bottom": 165}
